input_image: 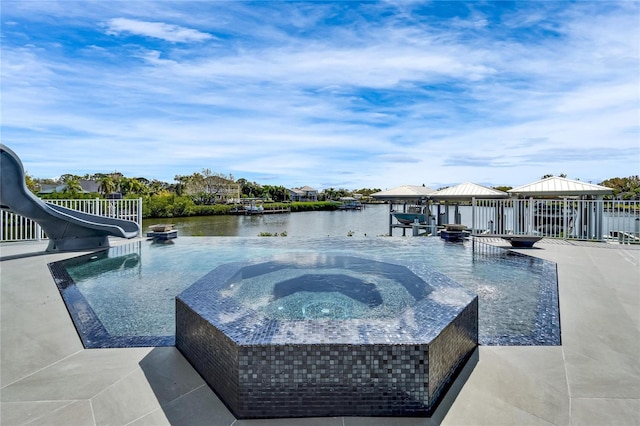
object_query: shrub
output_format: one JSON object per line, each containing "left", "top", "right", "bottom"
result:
{"left": 40, "top": 192, "right": 100, "bottom": 200}
{"left": 290, "top": 201, "right": 340, "bottom": 212}
{"left": 142, "top": 197, "right": 340, "bottom": 218}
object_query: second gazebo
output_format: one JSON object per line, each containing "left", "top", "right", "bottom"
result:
{"left": 430, "top": 182, "right": 508, "bottom": 226}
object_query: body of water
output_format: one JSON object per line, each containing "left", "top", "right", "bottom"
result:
{"left": 143, "top": 204, "right": 392, "bottom": 237}
{"left": 143, "top": 202, "right": 638, "bottom": 239}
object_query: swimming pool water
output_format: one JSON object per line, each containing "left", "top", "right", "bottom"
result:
{"left": 50, "top": 236, "right": 560, "bottom": 348}
{"left": 223, "top": 255, "right": 429, "bottom": 321}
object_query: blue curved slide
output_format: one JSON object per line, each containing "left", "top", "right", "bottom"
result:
{"left": 0, "top": 144, "right": 140, "bottom": 252}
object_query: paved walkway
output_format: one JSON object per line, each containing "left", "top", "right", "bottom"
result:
{"left": 1, "top": 238, "right": 638, "bottom": 425}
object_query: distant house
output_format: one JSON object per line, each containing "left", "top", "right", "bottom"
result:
{"left": 213, "top": 179, "right": 241, "bottom": 203}
{"left": 184, "top": 175, "right": 240, "bottom": 204}
{"left": 288, "top": 186, "right": 318, "bottom": 202}
{"left": 38, "top": 184, "right": 67, "bottom": 195}
{"left": 38, "top": 179, "right": 101, "bottom": 195}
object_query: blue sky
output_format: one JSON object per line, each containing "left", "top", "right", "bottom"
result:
{"left": 2, "top": 1, "right": 638, "bottom": 190}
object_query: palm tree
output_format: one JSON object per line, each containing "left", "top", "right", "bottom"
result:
{"left": 98, "top": 176, "right": 116, "bottom": 196}
{"left": 128, "top": 178, "right": 147, "bottom": 196}
{"left": 119, "top": 177, "right": 132, "bottom": 196}
{"left": 63, "top": 177, "right": 83, "bottom": 195}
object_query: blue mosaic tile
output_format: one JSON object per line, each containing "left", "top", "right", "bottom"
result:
{"left": 176, "top": 254, "right": 478, "bottom": 418}
{"left": 48, "top": 259, "right": 174, "bottom": 348}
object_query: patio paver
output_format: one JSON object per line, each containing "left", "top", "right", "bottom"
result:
{"left": 1, "top": 238, "right": 638, "bottom": 425}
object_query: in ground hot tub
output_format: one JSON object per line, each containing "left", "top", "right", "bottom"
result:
{"left": 176, "top": 253, "right": 478, "bottom": 419}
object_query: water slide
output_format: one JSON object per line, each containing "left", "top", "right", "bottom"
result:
{"left": 0, "top": 144, "right": 140, "bottom": 252}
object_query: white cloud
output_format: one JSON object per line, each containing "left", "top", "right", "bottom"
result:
{"left": 1, "top": 1, "right": 638, "bottom": 190}
{"left": 105, "top": 18, "right": 213, "bottom": 43}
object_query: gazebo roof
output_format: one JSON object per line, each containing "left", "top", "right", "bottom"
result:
{"left": 430, "top": 182, "right": 508, "bottom": 200}
{"left": 508, "top": 177, "right": 612, "bottom": 197}
{"left": 370, "top": 185, "right": 435, "bottom": 200}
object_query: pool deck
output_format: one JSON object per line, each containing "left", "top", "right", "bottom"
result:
{"left": 1, "top": 238, "right": 638, "bottom": 425}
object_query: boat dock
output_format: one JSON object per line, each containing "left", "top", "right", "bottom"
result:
{"left": 229, "top": 198, "right": 291, "bottom": 216}
{"left": 229, "top": 207, "right": 290, "bottom": 215}
{"left": 262, "top": 208, "right": 291, "bottom": 214}
{"left": 391, "top": 222, "right": 438, "bottom": 236}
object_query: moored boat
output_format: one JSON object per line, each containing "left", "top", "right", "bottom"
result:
{"left": 337, "top": 197, "right": 363, "bottom": 210}
{"left": 392, "top": 208, "right": 429, "bottom": 225}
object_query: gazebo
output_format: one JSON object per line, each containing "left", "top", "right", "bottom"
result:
{"left": 430, "top": 182, "right": 508, "bottom": 226}
{"left": 370, "top": 185, "right": 435, "bottom": 200}
{"left": 506, "top": 177, "right": 614, "bottom": 239}
{"left": 508, "top": 176, "right": 613, "bottom": 198}
{"left": 371, "top": 185, "right": 435, "bottom": 235}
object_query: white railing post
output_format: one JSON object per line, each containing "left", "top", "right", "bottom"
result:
{"left": 471, "top": 197, "right": 476, "bottom": 233}
{"left": 138, "top": 198, "right": 143, "bottom": 236}
{"left": 528, "top": 198, "right": 534, "bottom": 236}
{"left": 596, "top": 196, "right": 603, "bottom": 241}
{"left": 563, "top": 198, "right": 568, "bottom": 241}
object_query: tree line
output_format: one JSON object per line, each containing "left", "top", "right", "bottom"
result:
{"left": 24, "top": 170, "right": 640, "bottom": 219}
{"left": 28, "top": 168, "right": 384, "bottom": 202}
{"left": 25, "top": 169, "right": 384, "bottom": 218}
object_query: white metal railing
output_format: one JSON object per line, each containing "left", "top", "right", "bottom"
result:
{"left": 0, "top": 210, "right": 42, "bottom": 241}
{"left": 0, "top": 198, "right": 143, "bottom": 242}
{"left": 471, "top": 198, "right": 640, "bottom": 243}
{"left": 601, "top": 201, "right": 640, "bottom": 244}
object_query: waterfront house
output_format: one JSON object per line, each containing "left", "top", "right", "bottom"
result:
{"left": 38, "top": 179, "right": 101, "bottom": 195}
{"left": 288, "top": 186, "right": 318, "bottom": 202}
{"left": 183, "top": 175, "right": 241, "bottom": 204}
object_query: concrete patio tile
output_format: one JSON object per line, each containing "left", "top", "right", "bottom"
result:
{"left": 0, "top": 306, "right": 83, "bottom": 389}
{"left": 1, "top": 259, "right": 85, "bottom": 387}
{"left": 236, "top": 415, "right": 343, "bottom": 426}
{"left": 440, "top": 346, "right": 570, "bottom": 426}
{"left": 1, "top": 399, "right": 95, "bottom": 426}
{"left": 0, "top": 400, "right": 85, "bottom": 426}
{"left": 345, "top": 416, "right": 436, "bottom": 425}
{"left": 570, "top": 398, "right": 640, "bottom": 426}
{"left": 27, "top": 400, "right": 94, "bottom": 426}
{"left": 1, "top": 348, "right": 153, "bottom": 402}
{"left": 136, "top": 347, "right": 207, "bottom": 403}
{"left": 125, "top": 408, "right": 172, "bottom": 426}
{"left": 2, "top": 240, "right": 639, "bottom": 425}
{"left": 91, "top": 348, "right": 205, "bottom": 426}
{"left": 550, "top": 247, "right": 640, "bottom": 401}
{"left": 561, "top": 303, "right": 639, "bottom": 352}
{"left": 91, "top": 368, "right": 172, "bottom": 426}
{"left": 558, "top": 278, "right": 638, "bottom": 341}
{"left": 558, "top": 326, "right": 639, "bottom": 399}
{"left": 562, "top": 348, "right": 640, "bottom": 399}
{"left": 442, "top": 394, "right": 558, "bottom": 426}
{"left": 130, "top": 385, "right": 235, "bottom": 426}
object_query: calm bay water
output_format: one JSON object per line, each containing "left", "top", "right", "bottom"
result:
{"left": 143, "top": 204, "right": 393, "bottom": 237}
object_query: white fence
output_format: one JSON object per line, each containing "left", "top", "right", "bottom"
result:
{"left": 471, "top": 198, "right": 640, "bottom": 243}
{"left": 0, "top": 198, "right": 143, "bottom": 242}
{"left": 3, "top": 197, "right": 639, "bottom": 244}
